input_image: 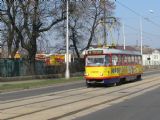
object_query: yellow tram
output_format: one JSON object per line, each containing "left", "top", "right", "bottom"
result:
{"left": 84, "top": 47, "right": 143, "bottom": 87}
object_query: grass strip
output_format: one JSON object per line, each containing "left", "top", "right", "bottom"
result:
{"left": 0, "top": 77, "right": 84, "bottom": 92}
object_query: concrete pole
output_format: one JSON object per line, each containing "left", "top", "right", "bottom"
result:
{"left": 122, "top": 22, "right": 126, "bottom": 50}
{"left": 102, "top": 0, "right": 107, "bottom": 46}
{"left": 65, "top": 0, "right": 70, "bottom": 79}
{"left": 140, "top": 16, "right": 143, "bottom": 55}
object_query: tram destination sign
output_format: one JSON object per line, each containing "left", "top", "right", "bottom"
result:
{"left": 87, "top": 50, "right": 103, "bottom": 55}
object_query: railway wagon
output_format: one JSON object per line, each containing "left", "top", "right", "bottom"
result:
{"left": 84, "top": 47, "right": 143, "bottom": 87}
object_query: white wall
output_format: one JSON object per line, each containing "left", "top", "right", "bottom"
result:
{"left": 142, "top": 50, "right": 160, "bottom": 66}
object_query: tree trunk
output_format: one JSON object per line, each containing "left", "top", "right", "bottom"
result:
{"left": 28, "top": 49, "right": 36, "bottom": 75}
{"left": 8, "top": 46, "right": 12, "bottom": 58}
{"left": 71, "top": 28, "right": 80, "bottom": 58}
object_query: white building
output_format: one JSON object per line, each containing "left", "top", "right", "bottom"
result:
{"left": 143, "top": 50, "right": 160, "bottom": 66}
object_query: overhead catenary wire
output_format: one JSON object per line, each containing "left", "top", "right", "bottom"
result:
{"left": 115, "top": 0, "right": 160, "bottom": 49}
{"left": 124, "top": 23, "right": 160, "bottom": 38}
{"left": 116, "top": 0, "right": 160, "bottom": 28}
{"left": 123, "top": 24, "right": 160, "bottom": 44}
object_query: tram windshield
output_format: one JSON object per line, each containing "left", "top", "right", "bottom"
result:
{"left": 86, "top": 55, "right": 110, "bottom": 66}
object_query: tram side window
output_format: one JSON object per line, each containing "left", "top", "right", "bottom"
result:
{"left": 131, "top": 56, "right": 135, "bottom": 64}
{"left": 138, "top": 56, "right": 142, "bottom": 64}
{"left": 117, "top": 55, "right": 122, "bottom": 65}
{"left": 105, "top": 55, "right": 111, "bottom": 66}
{"left": 128, "top": 56, "right": 132, "bottom": 65}
{"left": 112, "top": 55, "right": 118, "bottom": 66}
{"left": 124, "top": 55, "right": 128, "bottom": 65}
{"left": 122, "top": 55, "right": 124, "bottom": 65}
{"left": 135, "top": 56, "right": 138, "bottom": 64}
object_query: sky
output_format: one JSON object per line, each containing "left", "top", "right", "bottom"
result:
{"left": 114, "top": 0, "right": 160, "bottom": 48}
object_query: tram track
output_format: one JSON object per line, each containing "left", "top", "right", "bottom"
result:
{"left": 0, "top": 87, "right": 85, "bottom": 104}
{"left": 1, "top": 75, "right": 160, "bottom": 120}
{"left": 0, "top": 71, "right": 158, "bottom": 105}
{"left": 0, "top": 69, "right": 159, "bottom": 104}
{"left": 49, "top": 83, "right": 160, "bottom": 120}
{"left": 0, "top": 74, "right": 159, "bottom": 111}
{"left": 0, "top": 87, "right": 101, "bottom": 111}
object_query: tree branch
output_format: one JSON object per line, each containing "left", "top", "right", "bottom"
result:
{"left": 38, "top": 17, "right": 66, "bottom": 32}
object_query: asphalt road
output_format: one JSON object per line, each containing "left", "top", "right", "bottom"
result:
{"left": 0, "top": 70, "right": 159, "bottom": 101}
{"left": 75, "top": 86, "right": 160, "bottom": 120}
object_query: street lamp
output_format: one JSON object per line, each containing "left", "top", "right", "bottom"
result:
{"left": 65, "top": 0, "right": 70, "bottom": 79}
{"left": 140, "top": 10, "right": 154, "bottom": 55}
{"left": 122, "top": 22, "right": 126, "bottom": 50}
{"left": 140, "top": 16, "right": 143, "bottom": 55}
{"left": 149, "top": 10, "right": 154, "bottom": 14}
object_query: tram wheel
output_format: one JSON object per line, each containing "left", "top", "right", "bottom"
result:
{"left": 86, "top": 82, "right": 91, "bottom": 88}
{"left": 115, "top": 81, "right": 121, "bottom": 86}
{"left": 136, "top": 75, "right": 142, "bottom": 81}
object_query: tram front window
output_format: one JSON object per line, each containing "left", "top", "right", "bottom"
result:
{"left": 86, "top": 55, "right": 107, "bottom": 66}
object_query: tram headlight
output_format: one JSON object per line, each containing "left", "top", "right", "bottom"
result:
{"left": 100, "top": 73, "right": 103, "bottom": 76}
{"left": 85, "top": 73, "right": 89, "bottom": 76}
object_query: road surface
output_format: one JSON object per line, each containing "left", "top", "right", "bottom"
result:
{"left": 0, "top": 70, "right": 159, "bottom": 120}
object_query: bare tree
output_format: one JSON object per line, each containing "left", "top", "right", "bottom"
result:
{"left": 0, "top": 0, "right": 20, "bottom": 58}
{"left": 84, "top": 0, "right": 116, "bottom": 49}
{"left": 69, "top": 1, "right": 86, "bottom": 58}
{"left": 54, "top": 0, "right": 117, "bottom": 58}
{"left": 0, "top": 0, "right": 66, "bottom": 74}
{"left": 54, "top": 0, "right": 85, "bottom": 58}
{"left": 0, "top": 0, "right": 119, "bottom": 74}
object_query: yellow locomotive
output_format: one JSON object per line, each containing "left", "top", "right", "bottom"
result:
{"left": 84, "top": 47, "right": 143, "bottom": 87}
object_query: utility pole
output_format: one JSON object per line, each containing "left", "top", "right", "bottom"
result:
{"left": 140, "top": 16, "right": 143, "bottom": 55}
{"left": 65, "top": 0, "right": 70, "bottom": 79}
{"left": 102, "top": 0, "right": 107, "bottom": 46}
{"left": 122, "top": 22, "right": 126, "bottom": 50}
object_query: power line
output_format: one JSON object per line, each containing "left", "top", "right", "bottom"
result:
{"left": 116, "top": 0, "right": 141, "bottom": 16}
{"left": 143, "top": 17, "right": 160, "bottom": 28}
{"left": 116, "top": 0, "right": 160, "bottom": 28}
{"left": 124, "top": 24, "right": 160, "bottom": 42}
{"left": 125, "top": 24, "right": 160, "bottom": 37}
{"left": 124, "top": 24, "right": 139, "bottom": 32}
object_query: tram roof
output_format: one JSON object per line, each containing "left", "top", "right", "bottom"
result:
{"left": 85, "top": 47, "right": 141, "bottom": 56}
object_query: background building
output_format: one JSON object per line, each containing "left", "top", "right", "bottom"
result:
{"left": 143, "top": 50, "right": 160, "bottom": 66}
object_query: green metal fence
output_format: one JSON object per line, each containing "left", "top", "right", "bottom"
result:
{"left": 0, "top": 59, "right": 45, "bottom": 77}
{"left": 0, "top": 58, "right": 85, "bottom": 78}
